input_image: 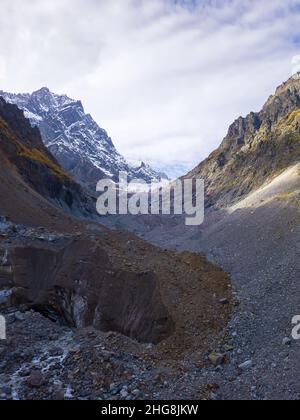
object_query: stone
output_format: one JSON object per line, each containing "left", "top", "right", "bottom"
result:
{"left": 239, "top": 360, "right": 253, "bottom": 371}
{"left": 14, "top": 312, "right": 25, "bottom": 322}
{"left": 120, "top": 390, "right": 128, "bottom": 398}
{"left": 132, "top": 389, "right": 140, "bottom": 397}
{"left": 224, "top": 344, "right": 234, "bottom": 352}
{"left": 208, "top": 353, "right": 225, "bottom": 367}
{"left": 282, "top": 337, "right": 292, "bottom": 346}
{"left": 52, "top": 388, "right": 65, "bottom": 400}
{"left": 219, "top": 298, "right": 230, "bottom": 305}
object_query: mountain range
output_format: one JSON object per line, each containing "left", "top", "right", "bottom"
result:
{"left": 0, "top": 74, "right": 300, "bottom": 400}
{"left": 0, "top": 88, "right": 169, "bottom": 191}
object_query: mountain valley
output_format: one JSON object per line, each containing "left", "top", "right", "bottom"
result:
{"left": 101, "top": 75, "right": 300, "bottom": 400}
{"left": 0, "top": 97, "right": 232, "bottom": 400}
{"left": 1, "top": 75, "right": 300, "bottom": 400}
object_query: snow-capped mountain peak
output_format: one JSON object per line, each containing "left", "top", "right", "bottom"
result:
{"left": 0, "top": 88, "right": 168, "bottom": 190}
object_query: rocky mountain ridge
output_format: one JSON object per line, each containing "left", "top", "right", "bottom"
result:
{"left": 187, "top": 75, "right": 300, "bottom": 208}
{"left": 0, "top": 88, "right": 169, "bottom": 191}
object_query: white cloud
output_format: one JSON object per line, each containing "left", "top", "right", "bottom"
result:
{"left": 292, "top": 54, "right": 300, "bottom": 76}
{"left": 0, "top": 56, "right": 7, "bottom": 80}
{"left": 1, "top": 0, "right": 300, "bottom": 173}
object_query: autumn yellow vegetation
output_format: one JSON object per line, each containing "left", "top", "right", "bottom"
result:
{"left": 0, "top": 117, "right": 69, "bottom": 180}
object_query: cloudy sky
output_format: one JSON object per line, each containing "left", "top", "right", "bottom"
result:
{"left": 1, "top": 0, "right": 300, "bottom": 176}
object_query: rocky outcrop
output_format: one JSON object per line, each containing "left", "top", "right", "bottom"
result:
{"left": 9, "top": 238, "right": 174, "bottom": 344}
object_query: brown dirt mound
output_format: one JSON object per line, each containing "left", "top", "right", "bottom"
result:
{"left": 1, "top": 224, "right": 232, "bottom": 363}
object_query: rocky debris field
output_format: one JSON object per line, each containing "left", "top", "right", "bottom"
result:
{"left": 0, "top": 216, "right": 73, "bottom": 245}
{"left": 3, "top": 301, "right": 289, "bottom": 401}
{"left": 133, "top": 194, "right": 300, "bottom": 400}
{"left": 1, "top": 309, "right": 153, "bottom": 401}
{"left": 0, "top": 215, "right": 236, "bottom": 400}
{"left": 0, "top": 308, "right": 238, "bottom": 401}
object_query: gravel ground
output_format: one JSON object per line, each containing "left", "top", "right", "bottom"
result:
{"left": 2, "top": 186, "right": 300, "bottom": 400}
{"left": 0, "top": 308, "right": 238, "bottom": 401}
{"left": 102, "top": 167, "right": 300, "bottom": 401}
{"left": 138, "top": 194, "right": 300, "bottom": 400}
